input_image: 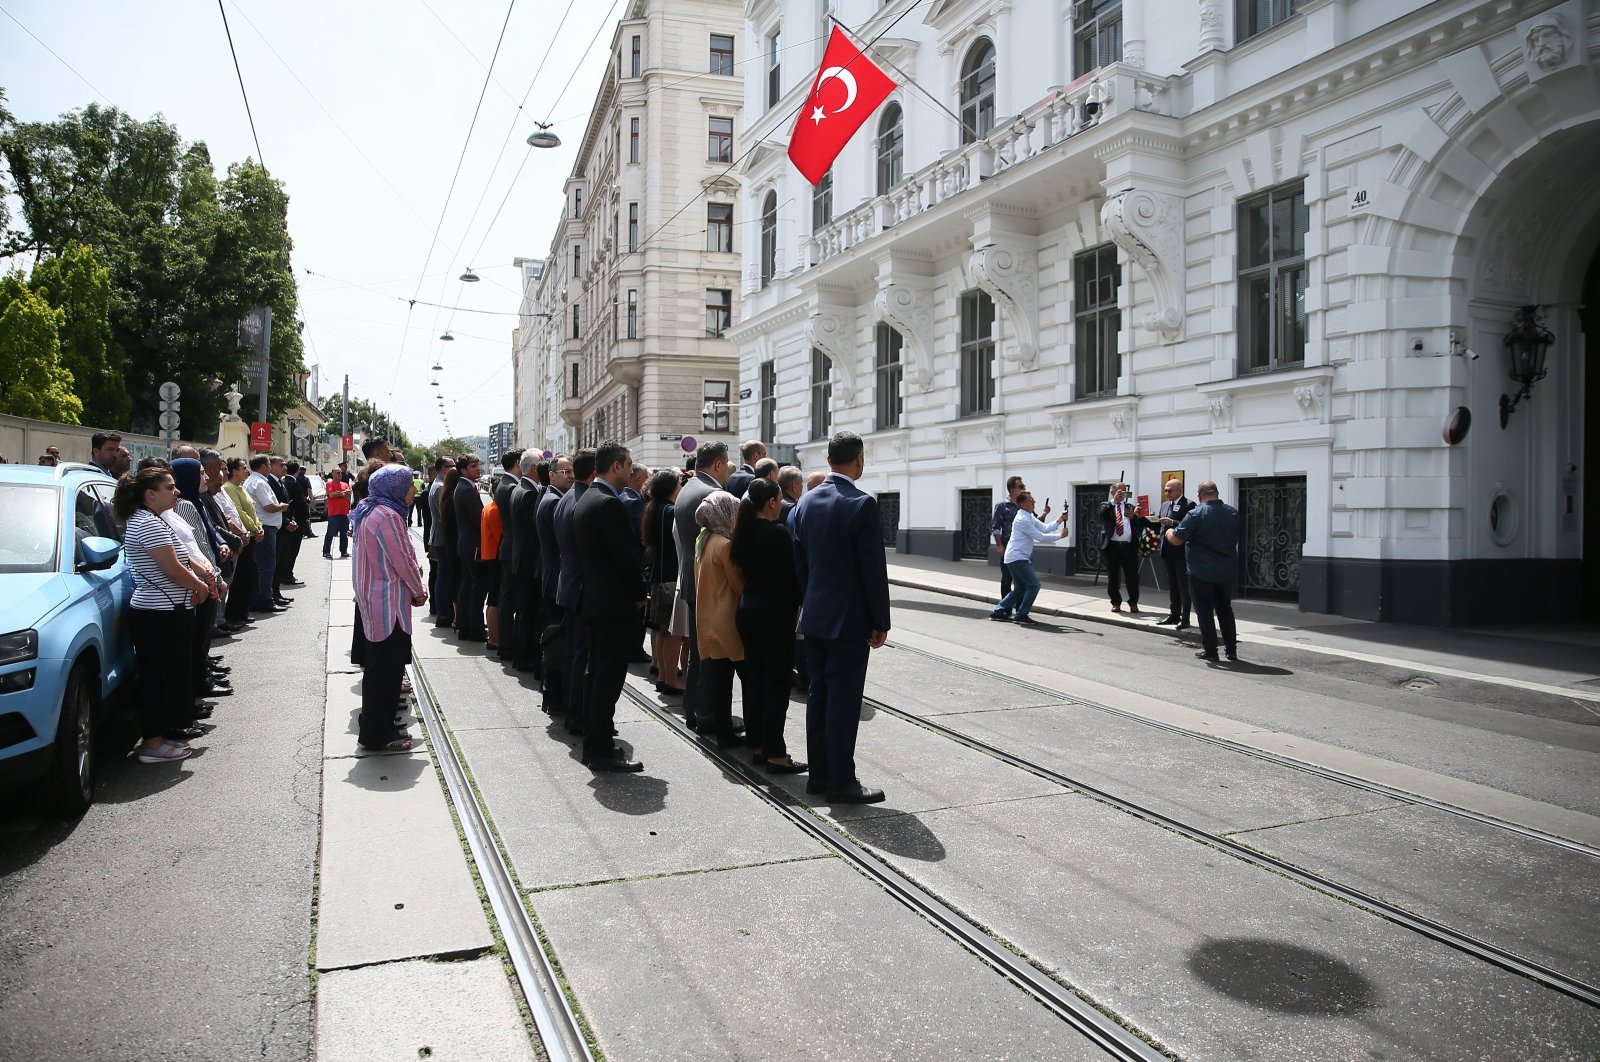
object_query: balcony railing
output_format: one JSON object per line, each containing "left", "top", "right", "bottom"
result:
{"left": 801, "top": 76, "right": 1116, "bottom": 270}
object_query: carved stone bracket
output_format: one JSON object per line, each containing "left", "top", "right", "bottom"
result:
{"left": 982, "top": 423, "right": 1002, "bottom": 450}
{"left": 874, "top": 281, "right": 937, "bottom": 392}
{"left": 1207, "top": 393, "right": 1234, "bottom": 431}
{"left": 1294, "top": 382, "right": 1326, "bottom": 422}
{"left": 940, "top": 428, "right": 958, "bottom": 457}
{"left": 1102, "top": 189, "right": 1185, "bottom": 345}
{"left": 967, "top": 241, "right": 1039, "bottom": 369}
{"left": 804, "top": 308, "right": 859, "bottom": 406}
{"left": 1109, "top": 408, "right": 1134, "bottom": 439}
{"left": 1050, "top": 412, "right": 1069, "bottom": 442}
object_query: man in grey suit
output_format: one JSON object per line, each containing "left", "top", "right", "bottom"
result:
{"left": 536, "top": 454, "right": 573, "bottom": 709}
{"left": 555, "top": 448, "right": 597, "bottom": 731}
{"left": 673, "top": 441, "right": 731, "bottom": 731}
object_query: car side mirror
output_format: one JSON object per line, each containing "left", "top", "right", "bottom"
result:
{"left": 78, "top": 536, "right": 122, "bottom": 572}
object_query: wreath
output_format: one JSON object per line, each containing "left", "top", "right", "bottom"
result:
{"left": 1137, "top": 525, "right": 1161, "bottom": 558}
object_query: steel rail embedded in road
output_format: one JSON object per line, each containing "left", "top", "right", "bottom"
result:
{"left": 410, "top": 662, "right": 595, "bottom": 1062}
{"left": 857, "top": 685, "right": 1600, "bottom": 1011}
{"left": 617, "top": 681, "right": 1172, "bottom": 1062}
{"left": 885, "top": 641, "right": 1600, "bottom": 860}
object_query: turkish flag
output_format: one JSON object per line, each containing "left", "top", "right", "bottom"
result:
{"left": 787, "top": 28, "right": 897, "bottom": 186}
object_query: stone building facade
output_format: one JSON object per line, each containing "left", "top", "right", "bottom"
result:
{"left": 730, "top": 0, "right": 1600, "bottom": 624}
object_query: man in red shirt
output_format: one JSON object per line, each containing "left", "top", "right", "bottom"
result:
{"left": 323, "top": 470, "right": 352, "bottom": 558}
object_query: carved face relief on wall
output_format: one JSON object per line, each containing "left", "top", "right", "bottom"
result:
{"left": 1525, "top": 16, "right": 1571, "bottom": 71}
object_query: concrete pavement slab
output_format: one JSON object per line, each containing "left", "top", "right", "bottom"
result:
{"left": 315, "top": 752, "right": 493, "bottom": 970}
{"left": 844, "top": 792, "right": 1600, "bottom": 1060}
{"left": 1236, "top": 803, "right": 1600, "bottom": 984}
{"left": 326, "top": 629, "right": 359, "bottom": 673}
{"left": 323, "top": 672, "right": 427, "bottom": 759}
{"left": 532, "top": 857, "right": 1109, "bottom": 1062}
{"left": 316, "top": 956, "right": 537, "bottom": 1061}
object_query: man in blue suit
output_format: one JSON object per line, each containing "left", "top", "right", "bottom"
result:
{"left": 790, "top": 431, "right": 892, "bottom": 804}
{"left": 554, "top": 449, "right": 596, "bottom": 732}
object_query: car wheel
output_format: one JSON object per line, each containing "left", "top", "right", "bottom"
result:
{"left": 40, "top": 661, "right": 97, "bottom": 816}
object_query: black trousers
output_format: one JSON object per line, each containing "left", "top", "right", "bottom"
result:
{"left": 1104, "top": 541, "right": 1141, "bottom": 607}
{"left": 682, "top": 601, "right": 704, "bottom": 728}
{"left": 498, "top": 561, "right": 518, "bottom": 660}
{"left": 738, "top": 601, "right": 795, "bottom": 758}
{"left": 804, "top": 636, "right": 870, "bottom": 791}
{"left": 583, "top": 616, "right": 632, "bottom": 758}
{"left": 1191, "top": 578, "right": 1237, "bottom": 656}
{"left": 998, "top": 549, "right": 1013, "bottom": 599}
{"left": 513, "top": 573, "right": 543, "bottom": 671}
{"left": 351, "top": 602, "right": 368, "bottom": 667}
{"left": 129, "top": 606, "right": 194, "bottom": 739}
{"left": 277, "top": 521, "right": 304, "bottom": 584}
{"left": 699, "top": 656, "right": 739, "bottom": 741}
{"left": 360, "top": 623, "right": 411, "bottom": 747}
{"left": 224, "top": 540, "right": 256, "bottom": 623}
{"left": 433, "top": 548, "right": 456, "bottom": 625}
{"left": 563, "top": 607, "right": 589, "bottom": 727}
{"left": 1163, "top": 550, "right": 1191, "bottom": 622}
{"left": 456, "top": 551, "right": 485, "bottom": 637}
{"left": 192, "top": 598, "right": 217, "bottom": 693}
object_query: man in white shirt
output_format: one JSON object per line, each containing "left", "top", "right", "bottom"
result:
{"left": 990, "top": 493, "right": 1068, "bottom": 624}
{"left": 245, "top": 454, "right": 290, "bottom": 611}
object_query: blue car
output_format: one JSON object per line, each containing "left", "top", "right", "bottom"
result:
{"left": 0, "top": 463, "right": 135, "bottom": 814}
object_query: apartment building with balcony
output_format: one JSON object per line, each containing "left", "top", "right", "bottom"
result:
{"left": 730, "top": 0, "right": 1600, "bottom": 625}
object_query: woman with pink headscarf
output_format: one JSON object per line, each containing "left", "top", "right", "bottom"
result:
{"left": 352, "top": 465, "right": 427, "bottom": 751}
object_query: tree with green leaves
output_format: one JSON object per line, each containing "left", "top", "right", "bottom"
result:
{"left": 0, "top": 276, "right": 83, "bottom": 423}
{"left": 428, "top": 438, "right": 470, "bottom": 457}
{"left": 29, "top": 243, "right": 126, "bottom": 427}
{"left": 320, "top": 393, "right": 411, "bottom": 449}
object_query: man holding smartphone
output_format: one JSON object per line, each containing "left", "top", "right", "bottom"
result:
{"left": 990, "top": 492, "right": 1068, "bottom": 624}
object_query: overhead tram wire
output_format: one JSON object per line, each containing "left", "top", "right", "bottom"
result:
{"left": 304, "top": 268, "right": 528, "bottom": 316}
{"left": 0, "top": 2, "right": 114, "bottom": 105}
{"left": 415, "top": 0, "right": 524, "bottom": 110}
{"left": 215, "top": 0, "right": 265, "bottom": 165}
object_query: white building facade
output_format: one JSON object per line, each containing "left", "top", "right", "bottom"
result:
{"left": 731, "top": 0, "right": 1600, "bottom": 625}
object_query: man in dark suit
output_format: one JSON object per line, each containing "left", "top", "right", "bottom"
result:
{"left": 1097, "top": 482, "right": 1151, "bottom": 614}
{"left": 673, "top": 441, "right": 731, "bottom": 730}
{"left": 494, "top": 450, "right": 521, "bottom": 663}
{"left": 509, "top": 450, "right": 544, "bottom": 673}
{"left": 555, "top": 449, "right": 596, "bottom": 730}
{"left": 619, "top": 462, "right": 650, "bottom": 664}
{"left": 791, "top": 431, "right": 891, "bottom": 805}
{"left": 574, "top": 441, "right": 647, "bottom": 772}
{"left": 1156, "top": 478, "right": 1196, "bottom": 629}
{"left": 536, "top": 455, "right": 572, "bottom": 707}
{"left": 296, "top": 465, "right": 317, "bottom": 539}
{"left": 453, "top": 453, "right": 487, "bottom": 640}
{"left": 270, "top": 456, "right": 304, "bottom": 594}
{"left": 777, "top": 466, "right": 803, "bottom": 525}
{"left": 724, "top": 439, "right": 764, "bottom": 499}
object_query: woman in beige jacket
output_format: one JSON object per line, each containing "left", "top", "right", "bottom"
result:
{"left": 694, "top": 490, "right": 744, "bottom": 746}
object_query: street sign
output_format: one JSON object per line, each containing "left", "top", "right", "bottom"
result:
{"left": 341, "top": 434, "right": 353, "bottom": 452}
{"left": 680, "top": 436, "right": 698, "bottom": 453}
{"left": 158, "top": 381, "right": 181, "bottom": 403}
{"left": 158, "top": 411, "right": 181, "bottom": 431}
{"left": 657, "top": 434, "right": 684, "bottom": 442}
{"left": 738, "top": 387, "right": 752, "bottom": 400}
{"left": 250, "top": 422, "right": 273, "bottom": 452}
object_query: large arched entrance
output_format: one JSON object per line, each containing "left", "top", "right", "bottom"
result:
{"left": 1582, "top": 247, "right": 1600, "bottom": 622}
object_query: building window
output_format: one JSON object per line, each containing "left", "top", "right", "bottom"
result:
{"left": 760, "top": 360, "right": 777, "bottom": 442}
{"left": 571, "top": 304, "right": 581, "bottom": 339}
{"left": 1238, "top": 182, "right": 1308, "bottom": 373}
{"left": 1073, "top": 0, "right": 1122, "bottom": 76}
{"left": 708, "top": 116, "right": 733, "bottom": 162}
{"left": 820, "top": 0, "right": 835, "bottom": 49}
{"left": 628, "top": 203, "right": 639, "bottom": 252}
{"left": 876, "top": 104, "right": 903, "bottom": 196}
{"left": 630, "top": 34, "right": 641, "bottom": 78}
{"left": 710, "top": 33, "right": 735, "bottom": 75}
{"left": 703, "top": 379, "right": 731, "bottom": 432}
{"left": 626, "top": 290, "right": 638, "bottom": 339}
{"left": 573, "top": 243, "right": 581, "bottom": 275}
{"left": 1239, "top": 0, "right": 1305, "bottom": 42}
{"left": 570, "top": 362, "right": 579, "bottom": 397}
{"left": 812, "top": 170, "right": 833, "bottom": 229}
{"left": 767, "top": 29, "right": 782, "bottom": 109}
{"left": 629, "top": 117, "right": 640, "bottom": 163}
{"left": 809, "top": 348, "right": 832, "bottom": 439}
{"left": 875, "top": 324, "right": 903, "bottom": 430}
{"left": 1074, "top": 243, "right": 1121, "bottom": 398}
{"left": 705, "top": 288, "right": 732, "bottom": 338}
{"left": 959, "top": 289, "right": 995, "bottom": 416}
{"left": 573, "top": 188, "right": 583, "bottom": 217}
{"left": 760, "top": 192, "right": 777, "bottom": 287}
{"left": 707, "top": 203, "right": 733, "bottom": 252}
{"left": 959, "top": 38, "right": 996, "bottom": 145}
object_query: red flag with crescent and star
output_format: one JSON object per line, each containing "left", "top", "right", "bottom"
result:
{"left": 787, "top": 27, "right": 897, "bottom": 186}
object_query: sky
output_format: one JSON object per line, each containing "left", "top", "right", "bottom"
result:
{"left": 2, "top": 0, "right": 625, "bottom": 445}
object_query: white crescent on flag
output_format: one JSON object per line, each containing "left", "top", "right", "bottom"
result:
{"left": 816, "top": 66, "right": 859, "bottom": 113}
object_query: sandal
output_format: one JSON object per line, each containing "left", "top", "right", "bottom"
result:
{"left": 399, "top": 677, "right": 414, "bottom": 694}
{"left": 137, "top": 740, "right": 193, "bottom": 763}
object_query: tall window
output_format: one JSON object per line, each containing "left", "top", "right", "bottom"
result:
{"left": 628, "top": 203, "right": 639, "bottom": 252}
{"left": 875, "top": 324, "right": 904, "bottom": 430}
{"left": 629, "top": 117, "right": 640, "bottom": 163}
{"left": 630, "top": 35, "right": 641, "bottom": 77}
{"left": 959, "top": 38, "right": 996, "bottom": 144}
{"left": 573, "top": 188, "right": 583, "bottom": 217}
{"left": 1073, "top": 0, "right": 1122, "bottom": 76}
{"left": 710, "top": 33, "right": 735, "bottom": 75}
{"left": 708, "top": 116, "right": 733, "bottom": 161}
{"left": 810, "top": 348, "right": 832, "bottom": 439}
{"left": 812, "top": 171, "right": 833, "bottom": 229}
{"left": 571, "top": 304, "right": 581, "bottom": 339}
{"left": 959, "top": 290, "right": 995, "bottom": 416}
{"left": 707, "top": 203, "right": 733, "bottom": 252}
{"left": 703, "top": 379, "right": 731, "bottom": 431}
{"left": 705, "top": 288, "right": 732, "bottom": 337}
{"left": 876, "top": 104, "right": 903, "bottom": 196}
{"left": 626, "top": 290, "right": 638, "bottom": 339}
{"left": 760, "top": 192, "right": 777, "bottom": 287}
{"left": 1074, "top": 244, "right": 1121, "bottom": 398}
{"left": 1239, "top": 0, "right": 1305, "bottom": 41}
{"left": 767, "top": 29, "right": 783, "bottom": 109}
{"left": 570, "top": 362, "right": 579, "bottom": 397}
{"left": 760, "top": 360, "right": 777, "bottom": 442}
{"left": 1238, "top": 182, "right": 1308, "bottom": 373}
{"left": 573, "top": 244, "right": 581, "bottom": 275}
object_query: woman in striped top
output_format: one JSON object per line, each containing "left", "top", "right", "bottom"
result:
{"left": 113, "top": 466, "right": 213, "bottom": 763}
{"left": 352, "top": 465, "right": 427, "bottom": 751}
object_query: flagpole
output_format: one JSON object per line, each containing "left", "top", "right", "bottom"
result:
{"left": 828, "top": 17, "right": 983, "bottom": 143}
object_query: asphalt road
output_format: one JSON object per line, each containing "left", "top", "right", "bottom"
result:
{"left": 0, "top": 535, "right": 327, "bottom": 1062}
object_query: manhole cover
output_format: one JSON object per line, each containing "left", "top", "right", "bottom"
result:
{"left": 1401, "top": 676, "right": 1438, "bottom": 691}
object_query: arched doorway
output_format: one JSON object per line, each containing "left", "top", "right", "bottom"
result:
{"left": 1582, "top": 247, "right": 1600, "bottom": 622}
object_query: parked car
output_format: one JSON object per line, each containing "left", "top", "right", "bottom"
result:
{"left": 308, "top": 474, "right": 327, "bottom": 520}
{"left": 0, "top": 464, "right": 134, "bottom": 814}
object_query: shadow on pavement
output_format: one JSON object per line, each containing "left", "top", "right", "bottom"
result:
{"left": 1219, "top": 659, "right": 1295, "bottom": 677}
{"left": 343, "top": 753, "right": 428, "bottom": 791}
{"left": 847, "top": 811, "right": 949, "bottom": 862}
{"left": 1186, "top": 937, "right": 1376, "bottom": 1015}
{"left": 588, "top": 772, "right": 668, "bottom": 815}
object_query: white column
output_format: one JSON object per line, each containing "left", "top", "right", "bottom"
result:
{"left": 1123, "top": 0, "right": 1146, "bottom": 68}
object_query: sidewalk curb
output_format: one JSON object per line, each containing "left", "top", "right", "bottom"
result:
{"left": 888, "top": 574, "right": 1199, "bottom": 641}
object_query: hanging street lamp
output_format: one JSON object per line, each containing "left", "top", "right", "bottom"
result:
{"left": 1499, "top": 304, "right": 1553, "bottom": 428}
{"left": 527, "top": 122, "right": 561, "bottom": 149}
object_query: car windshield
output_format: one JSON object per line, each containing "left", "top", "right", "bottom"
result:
{"left": 0, "top": 484, "right": 61, "bottom": 573}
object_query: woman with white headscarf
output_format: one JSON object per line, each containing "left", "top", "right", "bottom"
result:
{"left": 693, "top": 490, "right": 743, "bottom": 746}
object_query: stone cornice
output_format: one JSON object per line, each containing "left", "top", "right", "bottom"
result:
{"left": 725, "top": 300, "right": 809, "bottom": 343}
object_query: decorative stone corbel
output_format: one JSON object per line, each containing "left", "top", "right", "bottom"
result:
{"left": 968, "top": 241, "right": 1039, "bottom": 369}
{"left": 982, "top": 423, "right": 1001, "bottom": 450}
{"left": 940, "top": 428, "right": 958, "bottom": 457}
{"left": 1109, "top": 408, "right": 1133, "bottom": 439}
{"left": 1294, "top": 382, "right": 1326, "bottom": 422}
{"left": 804, "top": 309, "right": 859, "bottom": 406}
{"left": 1102, "top": 189, "right": 1185, "bottom": 345}
{"left": 1049, "top": 411, "right": 1069, "bottom": 443}
{"left": 874, "top": 281, "right": 937, "bottom": 392}
{"left": 1207, "top": 393, "right": 1233, "bottom": 430}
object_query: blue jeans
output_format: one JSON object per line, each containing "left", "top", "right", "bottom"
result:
{"left": 322, "top": 515, "right": 349, "bottom": 555}
{"left": 995, "top": 559, "right": 1042, "bottom": 617}
{"left": 253, "top": 525, "right": 279, "bottom": 606}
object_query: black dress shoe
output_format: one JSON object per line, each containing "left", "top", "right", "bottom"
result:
{"left": 1175, "top": 622, "right": 1191, "bottom": 631}
{"left": 826, "top": 784, "right": 886, "bottom": 804}
{"left": 1195, "top": 650, "right": 1219, "bottom": 662}
{"left": 283, "top": 579, "right": 306, "bottom": 587}
{"left": 164, "top": 726, "right": 204, "bottom": 741}
{"left": 201, "top": 683, "right": 234, "bottom": 697}
{"left": 209, "top": 664, "right": 232, "bottom": 675}
{"left": 1155, "top": 616, "right": 1179, "bottom": 625}
{"left": 193, "top": 705, "right": 215, "bottom": 719}
{"left": 208, "top": 654, "right": 224, "bottom": 664}
{"left": 275, "top": 594, "right": 294, "bottom": 603}
{"left": 584, "top": 753, "right": 644, "bottom": 772}
{"left": 1224, "top": 649, "right": 1239, "bottom": 662}
{"left": 763, "top": 759, "right": 808, "bottom": 775}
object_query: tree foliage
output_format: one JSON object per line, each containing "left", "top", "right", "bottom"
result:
{"left": 0, "top": 276, "right": 83, "bottom": 423}
{"left": 0, "top": 99, "right": 306, "bottom": 434}
{"left": 320, "top": 392, "right": 411, "bottom": 449}
{"left": 29, "top": 243, "right": 125, "bottom": 426}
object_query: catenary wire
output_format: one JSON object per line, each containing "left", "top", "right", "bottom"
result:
{"left": 215, "top": 0, "right": 266, "bottom": 165}
{"left": 0, "top": 2, "right": 114, "bottom": 105}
